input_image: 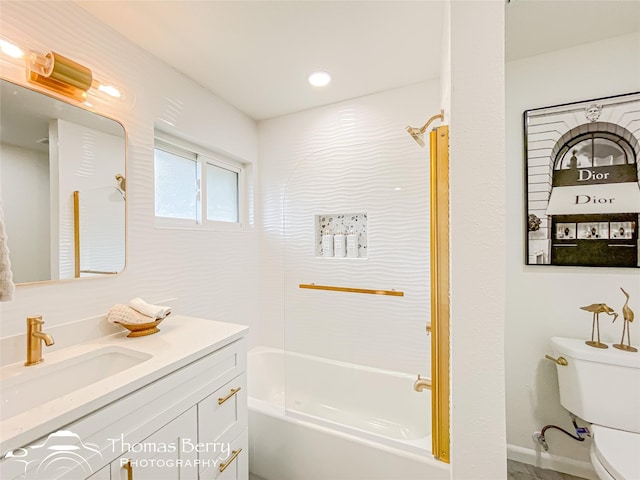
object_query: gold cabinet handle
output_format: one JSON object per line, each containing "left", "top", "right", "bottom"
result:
{"left": 219, "top": 448, "right": 242, "bottom": 472}
{"left": 545, "top": 354, "right": 568, "bottom": 366}
{"left": 123, "top": 460, "right": 133, "bottom": 480}
{"left": 218, "top": 387, "right": 241, "bottom": 405}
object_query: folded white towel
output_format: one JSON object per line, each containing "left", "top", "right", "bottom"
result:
{"left": 129, "top": 297, "right": 172, "bottom": 320}
{"left": 0, "top": 200, "right": 15, "bottom": 302}
{"left": 107, "top": 304, "right": 155, "bottom": 325}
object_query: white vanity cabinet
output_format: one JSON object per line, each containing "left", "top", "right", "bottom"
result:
{"left": 197, "top": 373, "right": 248, "bottom": 480}
{"left": 0, "top": 317, "right": 248, "bottom": 480}
{"left": 110, "top": 408, "right": 198, "bottom": 480}
{"left": 109, "top": 372, "right": 249, "bottom": 480}
{"left": 206, "top": 430, "right": 248, "bottom": 480}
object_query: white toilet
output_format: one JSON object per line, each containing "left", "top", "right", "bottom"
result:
{"left": 550, "top": 337, "right": 640, "bottom": 480}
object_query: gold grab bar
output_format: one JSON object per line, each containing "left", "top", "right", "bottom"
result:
{"left": 545, "top": 355, "right": 568, "bottom": 366}
{"left": 219, "top": 448, "right": 242, "bottom": 472}
{"left": 218, "top": 387, "right": 241, "bottom": 405}
{"left": 299, "top": 284, "right": 403, "bottom": 296}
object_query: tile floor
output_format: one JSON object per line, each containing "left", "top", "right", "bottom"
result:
{"left": 508, "top": 459, "right": 589, "bottom": 480}
{"left": 250, "top": 461, "right": 589, "bottom": 480}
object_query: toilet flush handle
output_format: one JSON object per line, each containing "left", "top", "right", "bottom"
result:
{"left": 545, "top": 354, "right": 568, "bottom": 366}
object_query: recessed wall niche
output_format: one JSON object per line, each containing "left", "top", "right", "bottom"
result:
{"left": 315, "top": 213, "right": 367, "bottom": 258}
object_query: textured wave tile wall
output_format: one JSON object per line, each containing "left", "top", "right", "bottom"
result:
{"left": 0, "top": 2, "right": 259, "bottom": 337}
{"left": 283, "top": 135, "right": 430, "bottom": 374}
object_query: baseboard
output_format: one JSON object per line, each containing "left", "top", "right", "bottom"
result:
{"left": 507, "top": 443, "right": 598, "bottom": 480}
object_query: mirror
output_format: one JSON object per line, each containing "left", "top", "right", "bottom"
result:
{"left": 0, "top": 79, "right": 126, "bottom": 284}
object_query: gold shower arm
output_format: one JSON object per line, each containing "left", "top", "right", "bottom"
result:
{"left": 417, "top": 109, "right": 445, "bottom": 135}
{"left": 406, "top": 109, "right": 445, "bottom": 147}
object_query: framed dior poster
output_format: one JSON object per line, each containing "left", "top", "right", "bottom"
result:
{"left": 524, "top": 91, "right": 640, "bottom": 268}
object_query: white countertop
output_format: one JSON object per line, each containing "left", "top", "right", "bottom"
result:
{"left": 0, "top": 315, "right": 248, "bottom": 454}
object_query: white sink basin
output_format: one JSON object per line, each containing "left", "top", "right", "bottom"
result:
{"left": 0, "top": 346, "right": 152, "bottom": 421}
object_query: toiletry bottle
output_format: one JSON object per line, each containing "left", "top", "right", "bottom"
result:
{"left": 347, "top": 231, "right": 358, "bottom": 258}
{"left": 333, "top": 231, "right": 346, "bottom": 257}
{"left": 322, "top": 231, "right": 334, "bottom": 257}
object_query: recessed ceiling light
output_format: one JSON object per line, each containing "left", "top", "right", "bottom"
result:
{"left": 308, "top": 71, "right": 331, "bottom": 87}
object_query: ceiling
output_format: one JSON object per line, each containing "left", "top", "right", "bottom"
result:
{"left": 75, "top": 1, "right": 444, "bottom": 120}
{"left": 69, "top": 1, "right": 639, "bottom": 121}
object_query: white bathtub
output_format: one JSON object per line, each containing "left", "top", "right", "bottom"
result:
{"left": 247, "top": 346, "right": 449, "bottom": 480}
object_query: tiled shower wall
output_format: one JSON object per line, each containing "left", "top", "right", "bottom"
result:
{"left": 258, "top": 80, "right": 441, "bottom": 374}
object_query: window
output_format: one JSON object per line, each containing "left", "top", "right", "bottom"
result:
{"left": 555, "top": 133, "right": 635, "bottom": 170}
{"left": 154, "top": 134, "right": 246, "bottom": 229}
{"left": 206, "top": 163, "right": 238, "bottom": 222}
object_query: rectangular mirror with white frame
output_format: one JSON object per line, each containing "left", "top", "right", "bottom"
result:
{"left": 0, "top": 78, "right": 126, "bottom": 284}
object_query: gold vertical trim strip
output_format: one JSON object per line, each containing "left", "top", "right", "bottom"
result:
{"left": 430, "top": 126, "right": 450, "bottom": 463}
{"left": 73, "top": 191, "right": 80, "bottom": 279}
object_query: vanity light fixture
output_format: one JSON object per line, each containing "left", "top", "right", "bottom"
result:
{"left": 28, "top": 50, "right": 94, "bottom": 102}
{"left": 308, "top": 71, "right": 331, "bottom": 87}
{"left": 0, "top": 36, "right": 123, "bottom": 104}
{"left": 0, "top": 38, "right": 24, "bottom": 59}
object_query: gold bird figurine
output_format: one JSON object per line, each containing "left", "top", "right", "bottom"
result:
{"left": 613, "top": 288, "right": 637, "bottom": 352}
{"left": 580, "top": 303, "right": 618, "bottom": 349}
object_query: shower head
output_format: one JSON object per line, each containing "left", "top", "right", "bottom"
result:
{"left": 406, "top": 109, "right": 445, "bottom": 148}
{"left": 115, "top": 174, "right": 126, "bottom": 200}
{"left": 406, "top": 126, "right": 426, "bottom": 148}
{"left": 115, "top": 174, "right": 126, "bottom": 192}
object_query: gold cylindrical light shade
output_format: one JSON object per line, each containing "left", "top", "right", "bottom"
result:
{"left": 28, "top": 51, "right": 93, "bottom": 101}
{"left": 43, "top": 52, "right": 93, "bottom": 90}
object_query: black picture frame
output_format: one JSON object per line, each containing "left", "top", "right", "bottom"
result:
{"left": 524, "top": 91, "right": 640, "bottom": 268}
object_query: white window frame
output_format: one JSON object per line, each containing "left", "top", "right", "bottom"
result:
{"left": 154, "top": 132, "right": 248, "bottom": 231}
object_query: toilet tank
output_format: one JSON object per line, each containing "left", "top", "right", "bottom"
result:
{"left": 550, "top": 337, "right": 640, "bottom": 433}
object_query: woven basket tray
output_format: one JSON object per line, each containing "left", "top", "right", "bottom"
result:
{"left": 107, "top": 304, "right": 169, "bottom": 337}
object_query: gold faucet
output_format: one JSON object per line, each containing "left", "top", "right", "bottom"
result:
{"left": 25, "top": 316, "right": 54, "bottom": 366}
{"left": 413, "top": 374, "right": 432, "bottom": 392}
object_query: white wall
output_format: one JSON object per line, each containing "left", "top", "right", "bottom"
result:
{"left": 0, "top": 2, "right": 260, "bottom": 342}
{"left": 257, "top": 80, "right": 440, "bottom": 375}
{"left": 0, "top": 144, "right": 50, "bottom": 283}
{"left": 448, "top": 2, "right": 507, "bottom": 479}
{"left": 505, "top": 31, "right": 640, "bottom": 475}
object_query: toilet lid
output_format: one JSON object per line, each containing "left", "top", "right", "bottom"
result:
{"left": 592, "top": 425, "right": 640, "bottom": 480}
